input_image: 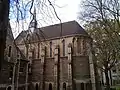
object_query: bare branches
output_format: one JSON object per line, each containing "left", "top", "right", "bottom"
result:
{"left": 79, "top": 0, "right": 120, "bottom": 25}
{"left": 10, "top": 0, "right": 62, "bottom": 60}
{"left": 84, "top": 19, "right": 120, "bottom": 71}
{"left": 47, "top": 0, "right": 62, "bottom": 37}
{"left": 48, "top": 0, "right": 61, "bottom": 23}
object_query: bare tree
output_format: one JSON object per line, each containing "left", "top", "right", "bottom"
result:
{"left": 78, "top": 0, "right": 120, "bottom": 90}
{"left": 84, "top": 20, "right": 120, "bottom": 90}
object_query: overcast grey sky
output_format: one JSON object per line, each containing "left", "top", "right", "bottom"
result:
{"left": 10, "top": 0, "right": 81, "bottom": 37}
{"left": 55, "top": 0, "right": 81, "bottom": 22}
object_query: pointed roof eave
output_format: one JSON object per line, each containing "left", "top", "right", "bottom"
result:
{"left": 7, "top": 21, "right": 14, "bottom": 40}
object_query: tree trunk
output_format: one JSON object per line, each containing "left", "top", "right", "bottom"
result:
{"left": 109, "top": 70, "right": 112, "bottom": 86}
{"left": 0, "top": 0, "right": 10, "bottom": 72}
{"left": 105, "top": 69, "right": 110, "bottom": 90}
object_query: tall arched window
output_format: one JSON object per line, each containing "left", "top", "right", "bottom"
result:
{"left": 36, "top": 83, "right": 39, "bottom": 90}
{"left": 77, "top": 38, "right": 82, "bottom": 54}
{"left": 63, "top": 83, "right": 66, "bottom": 90}
{"left": 72, "top": 37, "right": 75, "bottom": 54}
{"left": 50, "top": 42, "right": 52, "bottom": 57}
{"left": 49, "top": 83, "right": 52, "bottom": 90}
{"left": 62, "top": 39, "right": 65, "bottom": 56}
{"left": 7, "top": 86, "right": 11, "bottom": 90}
{"left": 37, "top": 43, "right": 40, "bottom": 58}
{"left": 8, "top": 46, "right": 12, "bottom": 57}
{"left": 81, "top": 83, "right": 84, "bottom": 90}
{"left": 32, "top": 50, "right": 35, "bottom": 59}
{"left": 83, "top": 39, "right": 86, "bottom": 55}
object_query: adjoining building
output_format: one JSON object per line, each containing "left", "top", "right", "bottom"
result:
{"left": 99, "top": 62, "right": 120, "bottom": 86}
{"left": 0, "top": 22, "right": 29, "bottom": 90}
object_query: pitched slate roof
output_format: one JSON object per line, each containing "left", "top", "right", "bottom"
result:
{"left": 15, "top": 21, "right": 88, "bottom": 43}
{"left": 39, "top": 20, "right": 88, "bottom": 38}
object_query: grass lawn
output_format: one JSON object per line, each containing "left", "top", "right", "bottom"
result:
{"left": 111, "top": 85, "right": 120, "bottom": 90}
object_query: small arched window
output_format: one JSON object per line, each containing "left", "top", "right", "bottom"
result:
{"left": 36, "top": 83, "right": 39, "bottom": 90}
{"left": 28, "top": 63, "right": 32, "bottom": 74}
{"left": 81, "top": 83, "right": 84, "bottom": 90}
{"left": 7, "top": 86, "right": 11, "bottom": 90}
{"left": 9, "top": 66, "right": 13, "bottom": 79}
{"left": 49, "top": 83, "right": 52, "bottom": 90}
{"left": 8, "top": 46, "right": 12, "bottom": 57}
{"left": 63, "top": 83, "right": 66, "bottom": 90}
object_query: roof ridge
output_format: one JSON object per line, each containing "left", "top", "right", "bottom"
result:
{"left": 15, "top": 21, "right": 89, "bottom": 42}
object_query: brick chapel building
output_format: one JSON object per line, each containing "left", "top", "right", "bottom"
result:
{"left": 0, "top": 21, "right": 29, "bottom": 90}
{"left": 14, "top": 20, "right": 97, "bottom": 90}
